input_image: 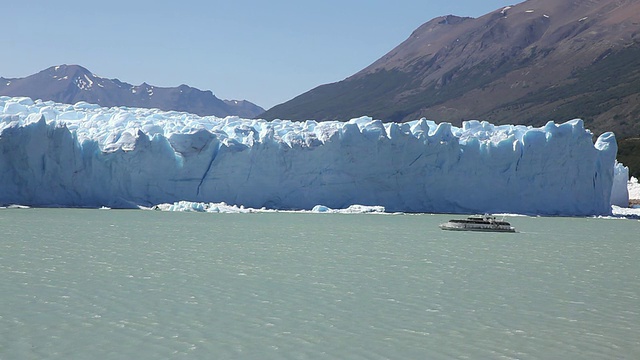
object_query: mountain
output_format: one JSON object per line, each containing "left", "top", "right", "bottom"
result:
{"left": 261, "top": 0, "right": 640, "bottom": 138}
{"left": 0, "top": 65, "right": 264, "bottom": 118}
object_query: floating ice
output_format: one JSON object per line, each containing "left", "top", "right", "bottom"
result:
{"left": 152, "top": 201, "right": 255, "bottom": 213}
{"left": 149, "top": 201, "right": 385, "bottom": 214}
{"left": 0, "top": 96, "right": 626, "bottom": 216}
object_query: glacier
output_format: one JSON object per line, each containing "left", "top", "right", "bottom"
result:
{"left": 0, "top": 96, "right": 627, "bottom": 216}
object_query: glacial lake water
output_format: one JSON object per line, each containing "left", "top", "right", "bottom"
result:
{"left": 1, "top": 208, "right": 639, "bottom": 359}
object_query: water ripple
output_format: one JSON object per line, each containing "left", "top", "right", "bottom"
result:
{"left": 1, "top": 209, "right": 639, "bottom": 359}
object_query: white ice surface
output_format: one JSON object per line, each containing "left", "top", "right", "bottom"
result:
{"left": 150, "top": 201, "right": 386, "bottom": 214}
{"left": 628, "top": 177, "right": 640, "bottom": 200}
{"left": 0, "top": 96, "right": 626, "bottom": 215}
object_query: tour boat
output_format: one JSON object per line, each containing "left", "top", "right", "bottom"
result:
{"left": 439, "top": 214, "right": 516, "bottom": 232}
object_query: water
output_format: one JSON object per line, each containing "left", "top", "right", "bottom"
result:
{"left": 1, "top": 209, "right": 639, "bottom": 359}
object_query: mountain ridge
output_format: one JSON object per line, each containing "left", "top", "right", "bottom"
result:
{"left": 261, "top": 0, "right": 640, "bottom": 139}
{"left": 0, "top": 64, "right": 264, "bottom": 118}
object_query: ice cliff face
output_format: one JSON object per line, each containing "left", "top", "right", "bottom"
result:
{"left": 0, "top": 96, "right": 624, "bottom": 215}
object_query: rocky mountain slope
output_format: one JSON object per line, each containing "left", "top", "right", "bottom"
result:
{"left": 261, "top": 0, "right": 640, "bottom": 138}
{"left": 0, "top": 65, "right": 264, "bottom": 118}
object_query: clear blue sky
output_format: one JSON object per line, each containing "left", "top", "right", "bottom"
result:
{"left": 2, "top": 0, "right": 513, "bottom": 109}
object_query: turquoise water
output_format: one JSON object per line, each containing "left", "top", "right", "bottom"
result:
{"left": 1, "top": 209, "right": 639, "bottom": 359}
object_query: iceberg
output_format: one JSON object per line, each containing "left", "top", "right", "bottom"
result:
{"left": 0, "top": 96, "right": 626, "bottom": 216}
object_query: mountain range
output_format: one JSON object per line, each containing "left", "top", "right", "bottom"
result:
{"left": 261, "top": 0, "right": 640, "bottom": 140}
{"left": 1, "top": 0, "right": 639, "bottom": 176}
{"left": 0, "top": 64, "right": 264, "bottom": 118}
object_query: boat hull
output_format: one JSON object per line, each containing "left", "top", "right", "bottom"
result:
{"left": 439, "top": 214, "right": 516, "bottom": 232}
{"left": 439, "top": 223, "right": 516, "bottom": 232}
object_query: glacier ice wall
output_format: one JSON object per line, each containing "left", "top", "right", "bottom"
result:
{"left": 0, "top": 96, "right": 622, "bottom": 215}
{"left": 611, "top": 162, "right": 629, "bottom": 207}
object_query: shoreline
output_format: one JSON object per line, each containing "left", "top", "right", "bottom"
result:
{"left": 3, "top": 201, "right": 640, "bottom": 219}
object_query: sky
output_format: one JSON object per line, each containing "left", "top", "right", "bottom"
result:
{"left": 2, "top": 0, "right": 514, "bottom": 109}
